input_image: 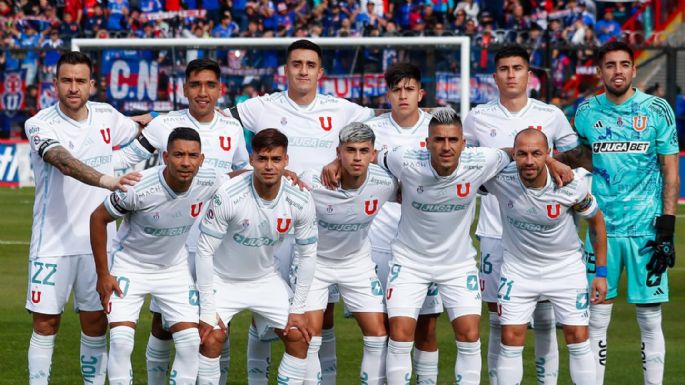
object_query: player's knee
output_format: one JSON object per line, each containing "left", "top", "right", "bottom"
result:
{"left": 500, "top": 327, "right": 525, "bottom": 345}
{"left": 281, "top": 330, "right": 308, "bottom": 358}
{"left": 32, "top": 313, "right": 61, "bottom": 335}
{"left": 151, "top": 313, "right": 173, "bottom": 340}
{"left": 201, "top": 330, "right": 227, "bottom": 358}
{"left": 563, "top": 326, "right": 589, "bottom": 345}
{"left": 80, "top": 311, "right": 108, "bottom": 336}
{"left": 455, "top": 328, "right": 480, "bottom": 343}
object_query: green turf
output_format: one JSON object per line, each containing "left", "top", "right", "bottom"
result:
{"left": 1, "top": 187, "right": 683, "bottom": 384}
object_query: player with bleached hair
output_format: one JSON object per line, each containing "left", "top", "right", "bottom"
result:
{"left": 482, "top": 128, "right": 608, "bottom": 385}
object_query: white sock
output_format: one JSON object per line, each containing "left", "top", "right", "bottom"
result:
{"left": 413, "top": 348, "right": 438, "bottom": 385}
{"left": 247, "top": 324, "right": 271, "bottom": 385}
{"left": 455, "top": 340, "right": 481, "bottom": 385}
{"left": 568, "top": 340, "right": 595, "bottom": 384}
{"left": 108, "top": 326, "right": 135, "bottom": 385}
{"left": 198, "top": 354, "right": 220, "bottom": 385}
{"left": 496, "top": 344, "right": 523, "bottom": 385}
{"left": 386, "top": 339, "right": 413, "bottom": 385}
{"left": 533, "top": 302, "right": 559, "bottom": 385}
{"left": 637, "top": 306, "right": 665, "bottom": 385}
{"left": 277, "top": 352, "right": 307, "bottom": 385}
{"left": 487, "top": 311, "right": 501, "bottom": 385}
{"left": 80, "top": 332, "right": 107, "bottom": 385}
{"left": 28, "top": 332, "right": 55, "bottom": 385}
{"left": 304, "top": 336, "right": 322, "bottom": 385}
{"left": 170, "top": 328, "right": 201, "bottom": 385}
{"left": 362, "top": 336, "right": 388, "bottom": 385}
{"left": 219, "top": 338, "right": 231, "bottom": 385}
{"left": 146, "top": 334, "right": 172, "bottom": 385}
{"left": 589, "top": 303, "right": 612, "bottom": 385}
{"left": 320, "top": 327, "right": 337, "bottom": 385}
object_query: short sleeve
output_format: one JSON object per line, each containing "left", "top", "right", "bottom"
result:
{"left": 551, "top": 107, "right": 580, "bottom": 152}
{"left": 235, "top": 98, "right": 260, "bottom": 134}
{"left": 231, "top": 130, "right": 250, "bottom": 170}
{"left": 481, "top": 148, "right": 511, "bottom": 182}
{"left": 573, "top": 102, "right": 591, "bottom": 146}
{"left": 25, "top": 121, "right": 61, "bottom": 158}
{"left": 571, "top": 176, "right": 598, "bottom": 218}
{"left": 346, "top": 101, "right": 376, "bottom": 123}
{"left": 294, "top": 196, "right": 318, "bottom": 247}
{"left": 103, "top": 189, "right": 137, "bottom": 218}
{"left": 377, "top": 146, "right": 408, "bottom": 180}
{"left": 109, "top": 108, "right": 139, "bottom": 147}
{"left": 141, "top": 117, "right": 169, "bottom": 152}
{"left": 462, "top": 111, "right": 479, "bottom": 147}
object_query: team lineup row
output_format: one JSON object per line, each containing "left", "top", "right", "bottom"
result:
{"left": 24, "top": 39, "right": 677, "bottom": 385}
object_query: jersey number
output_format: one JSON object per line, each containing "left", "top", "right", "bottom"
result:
{"left": 31, "top": 262, "right": 57, "bottom": 286}
{"left": 497, "top": 277, "right": 514, "bottom": 301}
{"left": 480, "top": 253, "right": 492, "bottom": 274}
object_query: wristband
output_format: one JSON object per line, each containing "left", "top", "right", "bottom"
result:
{"left": 595, "top": 265, "right": 608, "bottom": 278}
{"left": 150, "top": 111, "right": 160, "bottom": 118}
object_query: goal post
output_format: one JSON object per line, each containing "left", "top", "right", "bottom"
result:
{"left": 72, "top": 36, "right": 471, "bottom": 118}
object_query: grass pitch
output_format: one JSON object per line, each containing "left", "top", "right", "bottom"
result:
{"left": 0, "top": 187, "right": 683, "bottom": 384}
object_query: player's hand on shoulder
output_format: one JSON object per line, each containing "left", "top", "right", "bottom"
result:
{"left": 130, "top": 113, "right": 155, "bottom": 127}
{"left": 284, "top": 170, "right": 310, "bottom": 191}
{"left": 320, "top": 159, "right": 342, "bottom": 190}
{"left": 547, "top": 158, "right": 574, "bottom": 187}
{"left": 96, "top": 273, "right": 122, "bottom": 312}
{"left": 99, "top": 171, "right": 142, "bottom": 192}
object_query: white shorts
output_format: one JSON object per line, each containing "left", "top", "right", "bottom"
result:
{"left": 149, "top": 251, "right": 196, "bottom": 316}
{"left": 107, "top": 263, "right": 199, "bottom": 326}
{"left": 372, "top": 249, "right": 443, "bottom": 315}
{"left": 26, "top": 254, "right": 102, "bottom": 314}
{"left": 281, "top": 235, "right": 339, "bottom": 304}
{"left": 497, "top": 261, "right": 590, "bottom": 326}
{"left": 385, "top": 261, "right": 481, "bottom": 321}
{"left": 305, "top": 256, "right": 385, "bottom": 313}
{"left": 215, "top": 272, "right": 292, "bottom": 336}
{"left": 478, "top": 236, "right": 504, "bottom": 303}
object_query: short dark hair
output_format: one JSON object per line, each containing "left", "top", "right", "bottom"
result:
{"left": 56, "top": 51, "right": 93, "bottom": 77}
{"left": 167, "top": 127, "right": 201, "bottom": 150}
{"left": 287, "top": 39, "right": 323, "bottom": 63}
{"left": 384, "top": 62, "right": 421, "bottom": 89}
{"left": 252, "top": 128, "right": 288, "bottom": 153}
{"left": 494, "top": 45, "right": 530, "bottom": 67}
{"left": 596, "top": 41, "right": 634, "bottom": 65}
{"left": 185, "top": 58, "right": 221, "bottom": 80}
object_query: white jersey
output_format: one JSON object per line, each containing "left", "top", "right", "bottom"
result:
{"left": 378, "top": 146, "right": 510, "bottom": 268}
{"left": 235, "top": 91, "right": 375, "bottom": 173}
{"left": 196, "top": 173, "right": 318, "bottom": 315}
{"left": 104, "top": 166, "right": 228, "bottom": 269}
{"left": 483, "top": 166, "right": 597, "bottom": 271}
{"left": 114, "top": 109, "right": 249, "bottom": 173}
{"left": 24, "top": 102, "right": 138, "bottom": 258}
{"left": 366, "top": 110, "right": 431, "bottom": 252}
{"left": 463, "top": 98, "right": 580, "bottom": 239}
{"left": 302, "top": 164, "right": 398, "bottom": 261}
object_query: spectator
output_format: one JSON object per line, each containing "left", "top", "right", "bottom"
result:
{"left": 0, "top": 0, "right": 10, "bottom": 17}
{"left": 107, "top": 0, "right": 130, "bottom": 31}
{"left": 274, "top": 2, "right": 296, "bottom": 36}
{"left": 258, "top": 0, "right": 277, "bottom": 31}
{"left": 611, "top": 1, "right": 631, "bottom": 25}
{"left": 245, "top": 1, "right": 262, "bottom": 25}
{"left": 17, "top": 22, "right": 41, "bottom": 86}
{"left": 242, "top": 19, "right": 263, "bottom": 37}
{"left": 64, "top": 0, "right": 84, "bottom": 25}
{"left": 422, "top": 4, "right": 439, "bottom": 31}
{"left": 453, "top": 8, "right": 467, "bottom": 34}
{"left": 361, "top": 0, "right": 384, "bottom": 17}
{"left": 0, "top": 31, "right": 20, "bottom": 72}
{"left": 595, "top": 8, "right": 621, "bottom": 43}
{"left": 140, "top": 0, "right": 163, "bottom": 13}
{"left": 60, "top": 12, "right": 81, "bottom": 40}
{"left": 504, "top": 4, "right": 531, "bottom": 31}
{"left": 40, "top": 29, "right": 64, "bottom": 69}
{"left": 202, "top": 0, "right": 223, "bottom": 25}
{"left": 340, "top": 0, "right": 361, "bottom": 20}
{"left": 213, "top": 12, "right": 240, "bottom": 37}
{"left": 578, "top": 1, "right": 595, "bottom": 28}
{"left": 323, "top": 3, "right": 346, "bottom": 36}
{"left": 455, "top": 0, "right": 479, "bottom": 21}
{"left": 464, "top": 17, "right": 477, "bottom": 38}
{"left": 355, "top": 2, "right": 385, "bottom": 31}
{"left": 230, "top": 0, "right": 250, "bottom": 30}
{"left": 84, "top": 4, "right": 106, "bottom": 35}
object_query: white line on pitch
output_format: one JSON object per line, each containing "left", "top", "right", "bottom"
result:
{"left": 0, "top": 240, "right": 29, "bottom": 245}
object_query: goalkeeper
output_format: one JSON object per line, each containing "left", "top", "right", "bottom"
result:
{"left": 572, "top": 41, "right": 679, "bottom": 385}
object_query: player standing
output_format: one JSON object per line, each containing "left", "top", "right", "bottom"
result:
{"left": 483, "top": 128, "right": 608, "bottom": 385}
{"left": 90, "top": 127, "right": 228, "bottom": 385}
{"left": 573, "top": 41, "right": 679, "bottom": 385}
{"left": 379, "top": 107, "right": 510, "bottom": 385}
{"left": 113, "top": 58, "right": 248, "bottom": 385}
{"left": 24, "top": 51, "right": 141, "bottom": 385}
{"left": 301, "top": 123, "right": 397, "bottom": 385}
{"left": 463, "top": 45, "right": 586, "bottom": 385}
{"left": 195, "top": 129, "right": 318, "bottom": 385}
{"left": 229, "top": 39, "right": 374, "bottom": 385}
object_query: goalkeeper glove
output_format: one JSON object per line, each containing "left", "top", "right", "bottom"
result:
{"left": 644, "top": 215, "right": 676, "bottom": 275}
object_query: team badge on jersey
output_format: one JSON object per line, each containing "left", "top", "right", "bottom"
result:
{"left": 490, "top": 129, "right": 497, "bottom": 137}
{"left": 100, "top": 128, "right": 111, "bottom": 144}
{"left": 31, "top": 290, "right": 41, "bottom": 303}
{"left": 364, "top": 199, "right": 379, "bottom": 215}
{"left": 242, "top": 219, "right": 250, "bottom": 229}
{"left": 456, "top": 183, "right": 471, "bottom": 198}
{"left": 616, "top": 117, "right": 624, "bottom": 127}
{"left": 632, "top": 116, "right": 647, "bottom": 132}
{"left": 326, "top": 205, "right": 334, "bottom": 214}
{"left": 419, "top": 140, "right": 426, "bottom": 148}
{"left": 219, "top": 136, "right": 232, "bottom": 151}
{"left": 546, "top": 203, "right": 561, "bottom": 219}
{"left": 276, "top": 218, "right": 292, "bottom": 233}
{"left": 319, "top": 116, "right": 332, "bottom": 131}
{"left": 281, "top": 117, "right": 288, "bottom": 125}
{"left": 191, "top": 202, "right": 203, "bottom": 217}
{"left": 417, "top": 186, "right": 424, "bottom": 193}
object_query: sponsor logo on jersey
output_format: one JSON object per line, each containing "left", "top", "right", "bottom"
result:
{"left": 591, "top": 141, "right": 649, "bottom": 153}
{"left": 318, "top": 220, "right": 371, "bottom": 232}
{"left": 411, "top": 201, "right": 468, "bottom": 212}
{"left": 632, "top": 116, "right": 647, "bottom": 132}
{"left": 546, "top": 203, "right": 560, "bottom": 219}
{"left": 191, "top": 202, "right": 203, "bottom": 217}
{"left": 232, "top": 233, "right": 276, "bottom": 247}
{"left": 319, "top": 116, "right": 333, "bottom": 131}
{"left": 369, "top": 176, "right": 392, "bottom": 186}
{"left": 364, "top": 199, "right": 379, "bottom": 215}
{"left": 219, "top": 136, "right": 232, "bottom": 151}
{"left": 290, "top": 136, "right": 335, "bottom": 149}
{"left": 143, "top": 225, "right": 192, "bottom": 236}
{"left": 456, "top": 183, "right": 471, "bottom": 197}
{"left": 100, "top": 128, "right": 111, "bottom": 144}
{"left": 276, "top": 218, "right": 292, "bottom": 233}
